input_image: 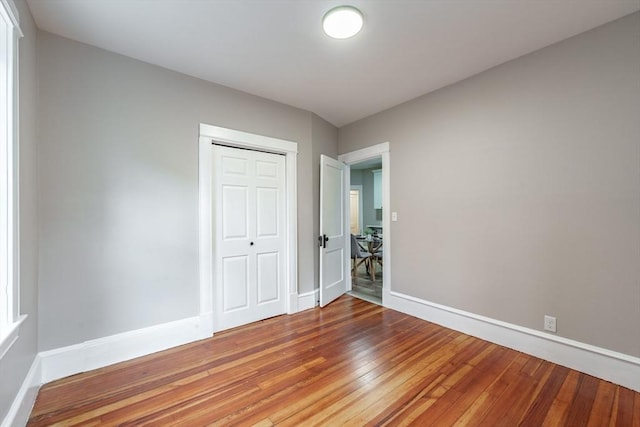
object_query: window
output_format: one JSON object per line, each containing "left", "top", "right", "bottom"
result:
{"left": 0, "top": 0, "right": 22, "bottom": 353}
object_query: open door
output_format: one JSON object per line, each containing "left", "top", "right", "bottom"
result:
{"left": 319, "top": 155, "right": 349, "bottom": 307}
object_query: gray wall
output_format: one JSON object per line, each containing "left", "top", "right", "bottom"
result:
{"left": 0, "top": 0, "right": 39, "bottom": 421}
{"left": 37, "top": 31, "right": 332, "bottom": 350}
{"left": 339, "top": 13, "right": 640, "bottom": 357}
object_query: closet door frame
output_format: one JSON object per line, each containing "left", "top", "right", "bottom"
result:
{"left": 199, "top": 123, "right": 298, "bottom": 334}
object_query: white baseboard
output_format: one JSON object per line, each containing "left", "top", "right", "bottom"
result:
{"left": 1, "top": 355, "right": 41, "bottom": 427}
{"left": 298, "top": 289, "right": 319, "bottom": 312}
{"left": 27, "top": 296, "right": 319, "bottom": 392}
{"left": 39, "top": 314, "right": 213, "bottom": 384}
{"left": 288, "top": 292, "right": 298, "bottom": 314}
{"left": 385, "top": 290, "right": 640, "bottom": 392}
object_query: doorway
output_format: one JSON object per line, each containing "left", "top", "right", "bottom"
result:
{"left": 338, "top": 142, "right": 390, "bottom": 307}
{"left": 346, "top": 158, "right": 383, "bottom": 304}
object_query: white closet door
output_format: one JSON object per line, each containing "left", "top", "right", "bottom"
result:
{"left": 213, "top": 145, "right": 286, "bottom": 331}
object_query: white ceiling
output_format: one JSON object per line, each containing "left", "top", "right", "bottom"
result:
{"left": 26, "top": 0, "right": 640, "bottom": 127}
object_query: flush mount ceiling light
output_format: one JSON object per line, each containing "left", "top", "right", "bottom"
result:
{"left": 322, "top": 6, "right": 364, "bottom": 39}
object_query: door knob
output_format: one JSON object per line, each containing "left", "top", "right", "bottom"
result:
{"left": 250, "top": 242, "right": 254, "bottom": 246}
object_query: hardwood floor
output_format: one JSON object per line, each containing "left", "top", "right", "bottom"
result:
{"left": 28, "top": 296, "right": 639, "bottom": 426}
{"left": 350, "top": 262, "right": 382, "bottom": 303}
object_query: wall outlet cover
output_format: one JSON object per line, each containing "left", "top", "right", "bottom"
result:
{"left": 544, "top": 315, "right": 557, "bottom": 333}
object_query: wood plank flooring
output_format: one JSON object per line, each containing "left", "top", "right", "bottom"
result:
{"left": 350, "top": 262, "right": 382, "bottom": 303}
{"left": 28, "top": 296, "right": 639, "bottom": 426}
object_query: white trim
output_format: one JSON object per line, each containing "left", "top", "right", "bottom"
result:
{"left": 285, "top": 152, "right": 298, "bottom": 314}
{"left": 298, "top": 289, "right": 319, "bottom": 312}
{"left": 339, "top": 142, "right": 390, "bottom": 305}
{"left": 1, "top": 355, "right": 40, "bottom": 427}
{"left": 386, "top": 290, "right": 640, "bottom": 392}
{"left": 199, "top": 123, "right": 298, "bottom": 154}
{"left": 198, "top": 124, "right": 299, "bottom": 330}
{"left": 39, "top": 315, "right": 211, "bottom": 384}
{"left": 0, "top": 313, "right": 24, "bottom": 360}
{"left": 0, "top": 0, "right": 22, "bottom": 36}
{"left": 0, "top": 0, "right": 21, "bottom": 344}
{"left": 339, "top": 142, "right": 389, "bottom": 165}
{"left": 198, "top": 136, "right": 214, "bottom": 326}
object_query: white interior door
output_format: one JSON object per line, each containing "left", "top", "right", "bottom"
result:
{"left": 319, "top": 155, "right": 349, "bottom": 307}
{"left": 213, "top": 145, "right": 286, "bottom": 331}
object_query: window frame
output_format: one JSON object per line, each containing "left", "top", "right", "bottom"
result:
{"left": 0, "top": 0, "right": 24, "bottom": 358}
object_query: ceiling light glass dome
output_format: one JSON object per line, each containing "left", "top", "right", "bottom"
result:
{"left": 323, "top": 6, "right": 364, "bottom": 39}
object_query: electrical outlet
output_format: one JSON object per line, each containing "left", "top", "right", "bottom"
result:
{"left": 544, "top": 315, "right": 557, "bottom": 333}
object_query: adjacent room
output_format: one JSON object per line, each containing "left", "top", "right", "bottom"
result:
{"left": 1, "top": 0, "right": 639, "bottom": 425}
{"left": 349, "top": 158, "right": 384, "bottom": 304}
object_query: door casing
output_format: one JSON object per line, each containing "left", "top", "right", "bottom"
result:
{"left": 199, "top": 124, "right": 298, "bottom": 333}
{"left": 338, "top": 142, "right": 391, "bottom": 304}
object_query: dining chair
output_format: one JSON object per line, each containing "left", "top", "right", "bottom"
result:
{"left": 351, "top": 234, "right": 373, "bottom": 282}
{"left": 374, "top": 249, "right": 383, "bottom": 269}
